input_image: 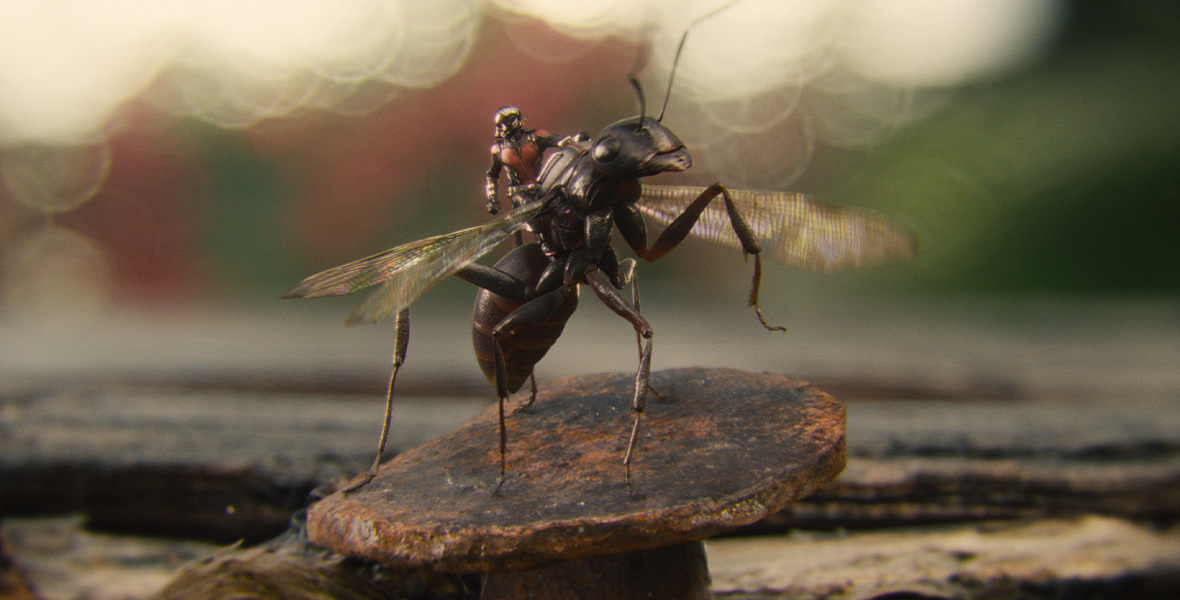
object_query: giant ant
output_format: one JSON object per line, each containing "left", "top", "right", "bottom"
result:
{"left": 283, "top": 3, "right": 916, "bottom": 494}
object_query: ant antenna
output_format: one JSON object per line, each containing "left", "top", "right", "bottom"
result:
{"left": 629, "top": 76, "right": 646, "bottom": 130}
{"left": 657, "top": 0, "right": 743, "bottom": 122}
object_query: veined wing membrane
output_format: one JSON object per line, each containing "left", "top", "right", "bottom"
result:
{"left": 282, "top": 199, "right": 545, "bottom": 324}
{"left": 638, "top": 185, "right": 916, "bottom": 272}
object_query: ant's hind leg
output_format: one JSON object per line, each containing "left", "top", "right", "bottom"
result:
{"left": 491, "top": 333, "right": 509, "bottom": 494}
{"left": 516, "top": 372, "right": 539, "bottom": 411}
{"left": 488, "top": 287, "right": 576, "bottom": 493}
{"left": 344, "top": 308, "right": 410, "bottom": 494}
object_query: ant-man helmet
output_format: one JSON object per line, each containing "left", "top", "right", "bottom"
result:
{"left": 494, "top": 105, "right": 523, "bottom": 137}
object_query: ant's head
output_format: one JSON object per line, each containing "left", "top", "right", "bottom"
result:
{"left": 590, "top": 116, "right": 691, "bottom": 177}
{"left": 590, "top": 1, "right": 743, "bottom": 178}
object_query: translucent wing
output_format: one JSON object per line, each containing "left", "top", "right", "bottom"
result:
{"left": 638, "top": 185, "right": 916, "bottom": 272}
{"left": 283, "top": 199, "right": 545, "bottom": 324}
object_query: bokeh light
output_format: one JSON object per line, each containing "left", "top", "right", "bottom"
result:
{"left": 0, "top": 0, "right": 1105, "bottom": 326}
{"left": 0, "top": 0, "right": 1061, "bottom": 145}
{"left": 0, "top": 0, "right": 484, "bottom": 144}
{"left": 0, "top": 144, "right": 112, "bottom": 213}
{"left": 2, "top": 224, "right": 113, "bottom": 328}
{"left": 839, "top": 0, "right": 1063, "bottom": 86}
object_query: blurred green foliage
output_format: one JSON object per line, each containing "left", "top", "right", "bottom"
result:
{"left": 813, "top": 0, "right": 1180, "bottom": 295}
{"left": 855, "top": 41, "right": 1180, "bottom": 294}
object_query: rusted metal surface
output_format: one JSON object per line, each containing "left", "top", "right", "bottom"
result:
{"left": 306, "top": 367, "right": 846, "bottom": 572}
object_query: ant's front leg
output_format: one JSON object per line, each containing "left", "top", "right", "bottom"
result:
{"left": 628, "top": 186, "right": 785, "bottom": 332}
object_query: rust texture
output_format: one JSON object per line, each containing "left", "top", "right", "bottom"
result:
{"left": 306, "top": 367, "right": 846, "bottom": 572}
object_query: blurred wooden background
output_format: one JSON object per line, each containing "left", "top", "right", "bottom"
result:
{"left": 2, "top": 296, "right": 1178, "bottom": 598}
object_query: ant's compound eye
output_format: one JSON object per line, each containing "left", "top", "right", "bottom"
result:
{"left": 592, "top": 136, "right": 621, "bottom": 163}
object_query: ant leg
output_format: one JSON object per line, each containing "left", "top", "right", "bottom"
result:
{"left": 460, "top": 267, "right": 540, "bottom": 412}
{"left": 585, "top": 269, "right": 653, "bottom": 494}
{"left": 459, "top": 261, "right": 567, "bottom": 303}
{"left": 461, "top": 262, "right": 553, "bottom": 414}
{"left": 488, "top": 287, "right": 576, "bottom": 493}
{"left": 517, "top": 372, "right": 539, "bottom": 411}
{"left": 455, "top": 264, "right": 529, "bottom": 301}
{"left": 624, "top": 336, "right": 653, "bottom": 494}
{"left": 601, "top": 244, "right": 663, "bottom": 401}
{"left": 614, "top": 258, "right": 645, "bottom": 359}
{"left": 612, "top": 258, "right": 660, "bottom": 398}
{"left": 344, "top": 308, "right": 410, "bottom": 494}
{"left": 641, "top": 184, "right": 786, "bottom": 332}
{"left": 491, "top": 333, "right": 508, "bottom": 494}
{"left": 600, "top": 249, "right": 646, "bottom": 360}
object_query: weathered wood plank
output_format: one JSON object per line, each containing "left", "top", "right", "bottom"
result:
{"left": 4, "top": 382, "right": 1178, "bottom": 541}
{"left": 7, "top": 514, "right": 1179, "bottom": 600}
{"left": 1, "top": 516, "right": 218, "bottom": 600}
{"left": 1, "top": 390, "right": 488, "bottom": 543}
{"left": 707, "top": 516, "right": 1180, "bottom": 599}
{"left": 2, "top": 299, "right": 1177, "bottom": 598}
{"left": 5, "top": 392, "right": 1180, "bottom": 541}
